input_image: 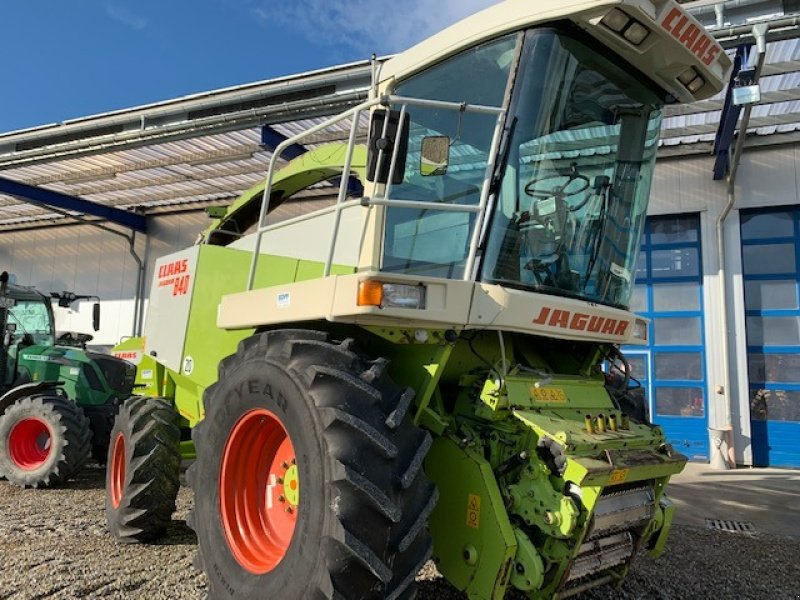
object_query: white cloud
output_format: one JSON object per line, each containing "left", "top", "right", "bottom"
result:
{"left": 105, "top": 4, "right": 148, "bottom": 30}
{"left": 257, "top": 0, "right": 496, "bottom": 54}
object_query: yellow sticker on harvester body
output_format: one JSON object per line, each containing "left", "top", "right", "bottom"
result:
{"left": 466, "top": 494, "right": 481, "bottom": 529}
{"left": 531, "top": 387, "right": 567, "bottom": 403}
{"left": 609, "top": 468, "right": 629, "bottom": 484}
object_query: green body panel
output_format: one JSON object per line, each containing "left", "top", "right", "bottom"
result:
{"left": 17, "top": 344, "right": 120, "bottom": 406}
{"left": 425, "top": 437, "right": 517, "bottom": 600}
{"left": 179, "top": 245, "right": 255, "bottom": 423}
{"left": 114, "top": 339, "right": 169, "bottom": 398}
{"left": 178, "top": 245, "right": 354, "bottom": 425}
{"left": 250, "top": 255, "right": 352, "bottom": 289}
{"left": 647, "top": 496, "right": 675, "bottom": 558}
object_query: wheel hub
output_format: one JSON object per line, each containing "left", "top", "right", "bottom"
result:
{"left": 282, "top": 463, "right": 300, "bottom": 507}
{"left": 220, "top": 409, "right": 299, "bottom": 574}
{"left": 110, "top": 433, "right": 126, "bottom": 508}
{"left": 7, "top": 417, "right": 52, "bottom": 470}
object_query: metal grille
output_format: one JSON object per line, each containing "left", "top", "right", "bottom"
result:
{"left": 589, "top": 485, "right": 655, "bottom": 538}
{"left": 705, "top": 518, "right": 756, "bottom": 534}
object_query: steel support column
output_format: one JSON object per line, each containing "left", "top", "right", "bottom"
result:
{"left": 712, "top": 45, "right": 748, "bottom": 181}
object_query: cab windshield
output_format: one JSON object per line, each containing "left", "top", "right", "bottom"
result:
{"left": 8, "top": 300, "right": 55, "bottom": 346}
{"left": 481, "top": 29, "right": 664, "bottom": 308}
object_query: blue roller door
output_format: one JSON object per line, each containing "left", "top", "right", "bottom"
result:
{"left": 627, "top": 214, "right": 708, "bottom": 460}
{"left": 741, "top": 208, "right": 800, "bottom": 468}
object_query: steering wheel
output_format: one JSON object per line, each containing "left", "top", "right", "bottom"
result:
{"left": 524, "top": 172, "right": 590, "bottom": 201}
{"left": 524, "top": 161, "right": 591, "bottom": 209}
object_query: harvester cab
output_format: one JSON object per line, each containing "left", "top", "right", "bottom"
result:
{"left": 0, "top": 272, "right": 136, "bottom": 487}
{"left": 107, "top": 1, "right": 730, "bottom": 598}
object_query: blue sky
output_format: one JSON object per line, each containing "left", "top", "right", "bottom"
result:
{"left": 0, "top": 0, "right": 493, "bottom": 134}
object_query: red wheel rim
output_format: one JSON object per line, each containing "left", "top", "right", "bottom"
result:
{"left": 7, "top": 417, "right": 52, "bottom": 470}
{"left": 220, "top": 409, "right": 299, "bottom": 574}
{"left": 110, "top": 433, "right": 126, "bottom": 508}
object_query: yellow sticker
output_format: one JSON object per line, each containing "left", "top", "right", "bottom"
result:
{"left": 531, "top": 387, "right": 567, "bottom": 403}
{"left": 609, "top": 468, "right": 629, "bottom": 485}
{"left": 466, "top": 494, "right": 481, "bottom": 529}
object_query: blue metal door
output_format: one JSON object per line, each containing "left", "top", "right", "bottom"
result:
{"left": 626, "top": 215, "right": 708, "bottom": 460}
{"left": 741, "top": 208, "right": 800, "bottom": 468}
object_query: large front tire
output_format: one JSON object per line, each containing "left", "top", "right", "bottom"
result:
{"left": 105, "top": 396, "right": 181, "bottom": 543}
{"left": 0, "top": 395, "right": 91, "bottom": 487}
{"left": 188, "top": 330, "right": 437, "bottom": 599}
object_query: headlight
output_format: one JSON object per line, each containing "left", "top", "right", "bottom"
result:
{"left": 357, "top": 281, "right": 426, "bottom": 309}
{"left": 633, "top": 318, "right": 648, "bottom": 341}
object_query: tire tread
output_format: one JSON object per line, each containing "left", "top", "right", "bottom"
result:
{"left": 191, "top": 329, "right": 436, "bottom": 599}
{"left": 105, "top": 396, "right": 181, "bottom": 543}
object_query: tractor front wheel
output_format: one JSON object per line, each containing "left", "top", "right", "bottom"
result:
{"left": 188, "top": 329, "right": 437, "bottom": 599}
{"left": 105, "top": 396, "right": 181, "bottom": 543}
{"left": 0, "top": 395, "right": 91, "bottom": 487}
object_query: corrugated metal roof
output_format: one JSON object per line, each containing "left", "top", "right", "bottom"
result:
{"left": 0, "top": 25, "right": 797, "bottom": 231}
{"left": 661, "top": 37, "right": 800, "bottom": 144}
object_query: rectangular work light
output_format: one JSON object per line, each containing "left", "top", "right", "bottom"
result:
{"left": 601, "top": 8, "right": 651, "bottom": 46}
{"left": 678, "top": 67, "right": 706, "bottom": 94}
{"left": 357, "top": 281, "right": 426, "bottom": 309}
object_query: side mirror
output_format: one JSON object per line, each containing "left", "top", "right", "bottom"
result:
{"left": 420, "top": 136, "right": 450, "bottom": 176}
{"left": 92, "top": 302, "right": 101, "bottom": 332}
{"left": 366, "top": 109, "right": 410, "bottom": 185}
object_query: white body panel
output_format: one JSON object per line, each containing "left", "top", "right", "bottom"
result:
{"left": 218, "top": 272, "right": 639, "bottom": 345}
{"left": 143, "top": 246, "right": 199, "bottom": 372}
{"left": 228, "top": 203, "right": 368, "bottom": 267}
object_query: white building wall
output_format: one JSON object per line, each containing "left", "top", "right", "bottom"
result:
{"left": 0, "top": 211, "right": 207, "bottom": 348}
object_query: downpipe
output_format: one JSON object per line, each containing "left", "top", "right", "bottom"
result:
{"left": 127, "top": 231, "right": 146, "bottom": 338}
{"left": 712, "top": 24, "right": 767, "bottom": 469}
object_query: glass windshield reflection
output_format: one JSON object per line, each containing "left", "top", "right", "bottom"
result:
{"left": 482, "top": 30, "right": 664, "bottom": 309}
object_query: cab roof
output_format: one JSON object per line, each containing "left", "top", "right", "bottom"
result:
{"left": 379, "top": 0, "right": 731, "bottom": 104}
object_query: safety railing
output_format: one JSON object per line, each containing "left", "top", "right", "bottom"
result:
{"left": 246, "top": 95, "right": 506, "bottom": 290}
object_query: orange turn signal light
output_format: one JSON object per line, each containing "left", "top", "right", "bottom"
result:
{"left": 357, "top": 281, "right": 384, "bottom": 307}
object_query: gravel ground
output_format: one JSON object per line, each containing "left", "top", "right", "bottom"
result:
{"left": 1, "top": 465, "right": 798, "bottom": 599}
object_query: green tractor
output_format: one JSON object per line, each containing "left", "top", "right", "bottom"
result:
{"left": 0, "top": 272, "right": 136, "bottom": 487}
{"left": 107, "top": 1, "right": 730, "bottom": 597}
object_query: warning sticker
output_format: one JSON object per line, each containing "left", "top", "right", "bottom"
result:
{"left": 609, "top": 469, "right": 629, "bottom": 485}
{"left": 466, "top": 494, "right": 481, "bottom": 529}
{"left": 531, "top": 387, "right": 567, "bottom": 403}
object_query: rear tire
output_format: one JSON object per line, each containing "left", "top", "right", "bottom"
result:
{"left": 105, "top": 396, "right": 181, "bottom": 543}
{"left": 188, "top": 329, "right": 437, "bottom": 599}
{"left": 0, "top": 394, "right": 91, "bottom": 488}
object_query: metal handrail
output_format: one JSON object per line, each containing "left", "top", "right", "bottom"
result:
{"left": 246, "top": 98, "right": 376, "bottom": 288}
{"left": 246, "top": 94, "right": 506, "bottom": 289}
{"left": 243, "top": 197, "right": 364, "bottom": 235}
{"left": 363, "top": 198, "right": 482, "bottom": 213}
